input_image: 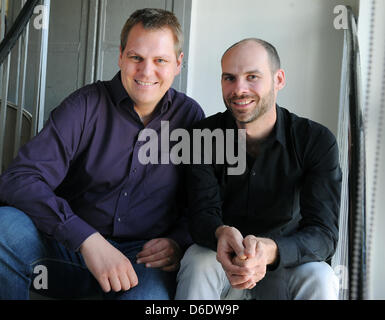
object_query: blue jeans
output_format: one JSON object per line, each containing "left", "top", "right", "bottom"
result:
{"left": 0, "top": 206, "right": 176, "bottom": 300}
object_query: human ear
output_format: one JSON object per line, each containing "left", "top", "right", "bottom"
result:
{"left": 175, "top": 52, "right": 184, "bottom": 75}
{"left": 275, "top": 69, "right": 286, "bottom": 91}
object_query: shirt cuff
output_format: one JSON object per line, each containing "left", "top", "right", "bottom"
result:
{"left": 54, "top": 215, "right": 98, "bottom": 251}
{"left": 167, "top": 229, "right": 193, "bottom": 253}
{"left": 269, "top": 235, "right": 300, "bottom": 269}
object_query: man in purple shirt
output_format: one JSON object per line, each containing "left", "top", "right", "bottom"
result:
{"left": 0, "top": 8, "right": 204, "bottom": 300}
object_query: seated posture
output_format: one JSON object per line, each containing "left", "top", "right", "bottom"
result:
{"left": 0, "top": 8, "right": 204, "bottom": 300}
{"left": 176, "top": 39, "right": 342, "bottom": 300}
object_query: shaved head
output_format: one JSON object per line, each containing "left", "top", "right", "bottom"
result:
{"left": 222, "top": 38, "right": 281, "bottom": 74}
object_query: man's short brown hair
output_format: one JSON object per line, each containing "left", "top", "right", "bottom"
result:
{"left": 120, "top": 8, "right": 183, "bottom": 57}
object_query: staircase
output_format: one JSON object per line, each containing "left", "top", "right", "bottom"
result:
{"left": 0, "top": 0, "right": 50, "bottom": 173}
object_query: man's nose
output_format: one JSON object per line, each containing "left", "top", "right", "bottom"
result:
{"left": 232, "top": 78, "right": 249, "bottom": 97}
{"left": 138, "top": 59, "right": 153, "bottom": 77}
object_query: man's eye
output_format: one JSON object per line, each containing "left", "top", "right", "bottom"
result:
{"left": 223, "top": 76, "right": 235, "bottom": 81}
{"left": 156, "top": 58, "right": 166, "bottom": 63}
{"left": 247, "top": 75, "right": 258, "bottom": 80}
{"left": 130, "top": 56, "right": 142, "bottom": 61}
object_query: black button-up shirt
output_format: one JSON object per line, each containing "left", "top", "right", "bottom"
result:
{"left": 0, "top": 72, "right": 205, "bottom": 251}
{"left": 187, "top": 106, "right": 342, "bottom": 268}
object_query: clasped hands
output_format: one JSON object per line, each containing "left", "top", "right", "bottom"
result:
{"left": 215, "top": 225, "right": 278, "bottom": 290}
{"left": 80, "top": 232, "right": 182, "bottom": 293}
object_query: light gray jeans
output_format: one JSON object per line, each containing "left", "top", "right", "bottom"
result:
{"left": 175, "top": 244, "right": 339, "bottom": 300}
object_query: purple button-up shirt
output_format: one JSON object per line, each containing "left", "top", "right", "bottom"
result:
{"left": 0, "top": 72, "right": 205, "bottom": 251}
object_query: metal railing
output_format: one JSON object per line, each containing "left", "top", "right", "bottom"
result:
{"left": 0, "top": 0, "right": 50, "bottom": 173}
{"left": 331, "top": 6, "right": 366, "bottom": 300}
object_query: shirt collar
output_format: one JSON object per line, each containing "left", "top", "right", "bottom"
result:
{"left": 109, "top": 72, "right": 172, "bottom": 114}
{"left": 161, "top": 89, "right": 173, "bottom": 114}
{"left": 224, "top": 104, "right": 287, "bottom": 148}
{"left": 274, "top": 105, "right": 287, "bottom": 149}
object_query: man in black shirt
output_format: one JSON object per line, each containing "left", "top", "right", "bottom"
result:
{"left": 175, "top": 38, "right": 342, "bottom": 299}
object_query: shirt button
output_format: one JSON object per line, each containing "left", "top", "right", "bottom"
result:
{"left": 117, "top": 217, "right": 121, "bottom": 222}
{"left": 132, "top": 168, "right": 137, "bottom": 173}
{"left": 251, "top": 170, "right": 256, "bottom": 176}
{"left": 123, "top": 192, "right": 128, "bottom": 196}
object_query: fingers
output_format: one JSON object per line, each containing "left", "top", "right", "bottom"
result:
{"left": 232, "top": 278, "right": 257, "bottom": 290}
{"left": 216, "top": 226, "right": 245, "bottom": 252}
{"left": 136, "top": 238, "right": 170, "bottom": 261}
{"left": 138, "top": 254, "right": 173, "bottom": 268}
{"left": 226, "top": 267, "right": 265, "bottom": 290}
{"left": 96, "top": 267, "right": 138, "bottom": 293}
{"left": 137, "top": 248, "right": 172, "bottom": 265}
{"left": 118, "top": 272, "right": 131, "bottom": 291}
{"left": 136, "top": 238, "right": 182, "bottom": 270}
{"left": 226, "top": 243, "right": 267, "bottom": 291}
{"left": 101, "top": 271, "right": 129, "bottom": 293}
{"left": 98, "top": 274, "right": 112, "bottom": 293}
{"left": 109, "top": 273, "right": 122, "bottom": 292}
{"left": 254, "top": 241, "right": 264, "bottom": 261}
{"left": 243, "top": 235, "right": 258, "bottom": 259}
{"left": 226, "top": 271, "right": 262, "bottom": 286}
{"left": 247, "top": 283, "right": 257, "bottom": 290}
{"left": 98, "top": 263, "right": 139, "bottom": 293}
{"left": 80, "top": 233, "right": 139, "bottom": 293}
{"left": 233, "top": 241, "right": 265, "bottom": 268}
{"left": 216, "top": 227, "right": 246, "bottom": 271}
{"left": 140, "top": 238, "right": 163, "bottom": 251}
{"left": 220, "top": 256, "right": 249, "bottom": 275}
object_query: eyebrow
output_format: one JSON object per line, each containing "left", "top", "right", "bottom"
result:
{"left": 246, "top": 69, "right": 264, "bottom": 75}
{"left": 221, "top": 72, "right": 234, "bottom": 78}
{"left": 126, "top": 50, "right": 140, "bottom": 56}
{"left": 222, "top": 69, "right": 264, "bottom": 78}
{"left": 126, "top": 50, "right": 172, "bottom": 60}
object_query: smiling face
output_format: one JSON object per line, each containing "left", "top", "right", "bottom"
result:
{"left": 221, "top": 41, "right": 282, "bottom": 125}
{"left": 118, "top": 23, "right": 183, "bottom": 113}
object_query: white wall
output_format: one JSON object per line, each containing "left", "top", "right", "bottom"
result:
{"left": 186, "top": 0, "right": 385, "bottom": 299}
{"left": 187, "top": 0, "right": 359, "bottom": 135}
{"left": 358, "top": 0, "right": 385, "bottom": 300}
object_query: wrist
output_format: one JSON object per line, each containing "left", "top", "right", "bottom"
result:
{"left": 79, "top": 232, "right": 101, "bottom": 254}
{"left": 264, "top": 238, "right": 279, "bottom": 265}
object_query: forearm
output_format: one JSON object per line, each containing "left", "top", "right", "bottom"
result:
{"left": 189, "top": 211, "right": 223, "bottom": 251}
{"left": 0, "top": 160, "right": 96, "bottom": 251}
{"left": 187, "top": 162, "right": 224, "bottom": 251}
{"left": 254, "top": 237, "right": 279, "bottom": 266}
{"left": 271, "top": 226, "right": 337, "bottom": 268}
{"left": 0, "top": 101, "right": 97, "bottom": 250}
{"left": 280, "top": 127, "right": 341, "bottom": 267}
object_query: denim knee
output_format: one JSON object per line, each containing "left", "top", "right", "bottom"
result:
{"left": 0, "top": 206, "right": 42, "bottom": 254}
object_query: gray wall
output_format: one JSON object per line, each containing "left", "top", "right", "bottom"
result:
{"left": 8, "top": 0, "right": 191, "bottom": 121}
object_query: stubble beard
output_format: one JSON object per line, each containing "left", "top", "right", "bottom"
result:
{"left": 224, "top": 85, "right": 275, "bottom": 125}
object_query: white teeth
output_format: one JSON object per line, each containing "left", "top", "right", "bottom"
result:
{"left": 234, "top": 100, "right": 252, "bottom": 105}
{"left": 136, "top": 80, "right": 156, "bottom": 86}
